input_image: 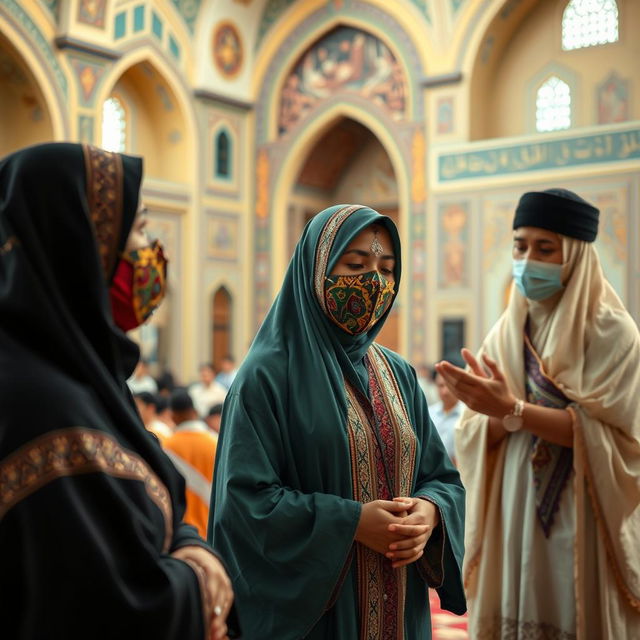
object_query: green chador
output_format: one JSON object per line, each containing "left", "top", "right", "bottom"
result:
{"left": 209, "top": 205, "right": 466, "bottom": 639}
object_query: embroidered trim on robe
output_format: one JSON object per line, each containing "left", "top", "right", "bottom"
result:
{"left": 524, "top": 322, "right": 573, "bottom": 537}
{"left": 0, "top": 427, "right": 173, "bottom": 551}
{"left": 344, "top": 343, "right": 417, "bottom": 640}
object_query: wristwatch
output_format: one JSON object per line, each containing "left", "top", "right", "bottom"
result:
{"left": 502, "top": 399, "right": 525, "bottom": 432}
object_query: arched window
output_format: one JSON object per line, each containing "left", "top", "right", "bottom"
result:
{"left": 562, "top": 0, "right": 618, "bottom": 51}
{"left": 215, "top": 129, "right": 231, "bottom": 179}
{"left": 536, "top": 76, "right": 571, "bottom": 132}
{"left": 212, "top": 286, "right": 232, "bottom": 369}
{"left": 101, "top": 97, "right": 126, "bottom": 152}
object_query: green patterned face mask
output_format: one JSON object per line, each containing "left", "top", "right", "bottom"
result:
{"left": 324, "top": 271, "right": 395, "bottom": 335}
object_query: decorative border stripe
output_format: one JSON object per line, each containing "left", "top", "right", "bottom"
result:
{"left": 344, "top": 344, "right": 417, "bottom": 640}
{"left": 370, "top": 344, "right": 417, "bottom": 497}
{"left": 574, "top": 410, "right": 640, "bottom": 613}
{"left": 82, "top": 144, "right": 124, "bottom": 280}
{"left": 313, "top": 204, "right": 366, "bottom": 311}
{"left": 477, "top": 615, "right": 576, "bottom": 639}
{"left": 0, "top": 428, "right": 173, "bottom": 552}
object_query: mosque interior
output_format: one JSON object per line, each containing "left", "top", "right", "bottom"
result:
{"left": 1, "top": 0, "right": 638, "bottom": 383}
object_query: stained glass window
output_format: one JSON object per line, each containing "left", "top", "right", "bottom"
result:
{"left": 536, "top": 76, "right": 571, "bottom": 132}
{"left": 101, "top": 97, "right": 126, "bottom": 152}
{"left": 562, "top": 0, "right": 618, "bottom": 51}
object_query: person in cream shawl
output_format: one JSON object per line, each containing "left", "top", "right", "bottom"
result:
{"left": 436, "top": 188, "right": 639, "bottom": 640}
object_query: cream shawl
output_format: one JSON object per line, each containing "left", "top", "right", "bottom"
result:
{"left": 456, "top": 237, "right": 640, "bottom": 638}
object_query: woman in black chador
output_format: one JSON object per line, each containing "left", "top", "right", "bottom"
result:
{"left": 0, "top": 143, "right": 236, "bottom": 640}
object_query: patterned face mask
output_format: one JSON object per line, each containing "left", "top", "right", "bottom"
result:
{"left": 109, "top": 240, "right": 167, "bottom": 332}
{"left": 324, "top": 271, "right": 395, "bottom": 335}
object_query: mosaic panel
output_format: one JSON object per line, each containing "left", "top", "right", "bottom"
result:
{"left": 77, "top": 0, "right": 107, "bottom": 28}
{"left": 438, "top": 202, "right": 470, "bottom": 289}
{"left": 207, "top": 214, "right": 239, "bottom": 262}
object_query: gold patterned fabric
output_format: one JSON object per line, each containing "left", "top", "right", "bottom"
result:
{"left": 0, "top": 428, "right": 173, "bottom": 551}
{"left": 325, "top": 272, "right": 395, "bottom": 335}
{"left": 82, "top": 144, "right": 124, "bottom": 281}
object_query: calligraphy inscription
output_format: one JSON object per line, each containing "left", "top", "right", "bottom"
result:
{"left": 438, "top": 128, "right": 640, "bottom": 182}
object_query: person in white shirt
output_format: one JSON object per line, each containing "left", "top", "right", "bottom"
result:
{"left": 215, "top": 356, "right": 238, "bottom": 391}
{"left": 430, "top": 369, "right": 464, "bottom": 463}
{"left": 133, "top": 392, "right": 173, "bottom": 442}
{"left": 127, "top": 359, "right": 158, "bottom": 394}
{"left": 189, "top": 362, "right": 227, "bottom": 418}
{"left": 415, "top": 363, "right": 439, "bottom": 407}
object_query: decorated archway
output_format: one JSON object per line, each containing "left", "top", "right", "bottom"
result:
{"left": 252, "top": 12, "right": 428, "bottom": 361}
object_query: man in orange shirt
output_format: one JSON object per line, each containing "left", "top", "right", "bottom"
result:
{"left": 164, "top": 389, "right": 217, "bottom": 538}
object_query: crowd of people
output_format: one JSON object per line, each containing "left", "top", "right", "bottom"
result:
{"left": 1, "top": 141, "right": 638, "bottom": 640}
{"left": 129, "top": 358, "right": 238, "bottom": 538}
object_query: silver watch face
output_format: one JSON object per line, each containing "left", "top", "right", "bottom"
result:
{"left": 503, "top": 414, "right": 523, "bottom": 432}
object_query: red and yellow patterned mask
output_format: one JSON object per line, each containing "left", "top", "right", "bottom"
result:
{"left": 324, "top": 271, "right": 395, "bottom": 335}
{"left": 109, "top": 240, "right": 167, "bottom": 332}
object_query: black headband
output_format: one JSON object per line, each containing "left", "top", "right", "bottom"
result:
{"left": 513, "top": 188, "right": 599, "bottom": 242}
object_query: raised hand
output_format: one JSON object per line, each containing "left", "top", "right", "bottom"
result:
{"left": 435, "top": 348, "right": 515, "bottom": 419}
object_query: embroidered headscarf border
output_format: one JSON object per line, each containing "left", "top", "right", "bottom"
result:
{"left": 82, "top": 144, "right": 124, "bottom": 281}
{"left": 313, "top": 204, "right": 366, "bottom": 312}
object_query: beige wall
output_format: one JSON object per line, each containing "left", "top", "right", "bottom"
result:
{"left": 482, "top": 0, "right": 639, "bottom": 139}
{"left": 0, "top": 35, "right": 53, "bottom": 156}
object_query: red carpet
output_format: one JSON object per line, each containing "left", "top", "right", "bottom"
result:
{"left": 430, "top": 589, "right": 468, "bottom": 639}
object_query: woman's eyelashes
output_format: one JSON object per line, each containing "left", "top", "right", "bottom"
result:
{"left": 344, "top": 263, "right": 393, "bottom": 276}
{"left": 514, "top": 244, "right": 558, "bottom": 257}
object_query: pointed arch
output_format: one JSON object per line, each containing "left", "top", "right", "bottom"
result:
{"left": 97, "top": 45, "right": 197, "bottom": 182}
{"left": 211, "top": 285, "right": 233, "bottom": 370}
{"left": 0, "top": 9, "right": 68, "bottom": 142}
{"left": 0, "top": 25, "right": 63, "bottom": 155}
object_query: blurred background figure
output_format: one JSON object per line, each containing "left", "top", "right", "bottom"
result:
{"left": 415, "top": 363, "right": 439, "bottom": 406}
{"left": 189, "top": 363, "right": 227, "bottom": 418}
{"left": 429, "top": 367, "right": 464, "bottom": 464}
{"left": 134, "top": 392, "right": 174, "bottom": 443}
{"left": 154, "top": 394, "right": 175, "bottom": 433}
{"left": 205, "top": 403, "right": 223, "bottom": 438}
{"left": 156, "top": 369, "right": 177, "bottom": 397}
{"left": 165, "top": 389, "right": 218, "bottom": 539}
{"left": 127, "top": 358, "right": 157, "bottom": 394}
{"left": 215, "top": 356, "right": 238, "bottom": 391}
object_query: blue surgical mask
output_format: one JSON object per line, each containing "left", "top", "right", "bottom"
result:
{"left": 512, "top": 259, "right": 564, "bottom": 301}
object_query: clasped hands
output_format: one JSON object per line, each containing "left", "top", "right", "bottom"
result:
{"left": 171, "top": 545, "right": 233, "bottom": 640}
{"left": 355, "top": 497, "right": 440, "bottom": 569}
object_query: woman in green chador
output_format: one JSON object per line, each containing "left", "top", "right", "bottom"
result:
{"left": 209, "top": 204, "right": 466, "bottom": 639}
